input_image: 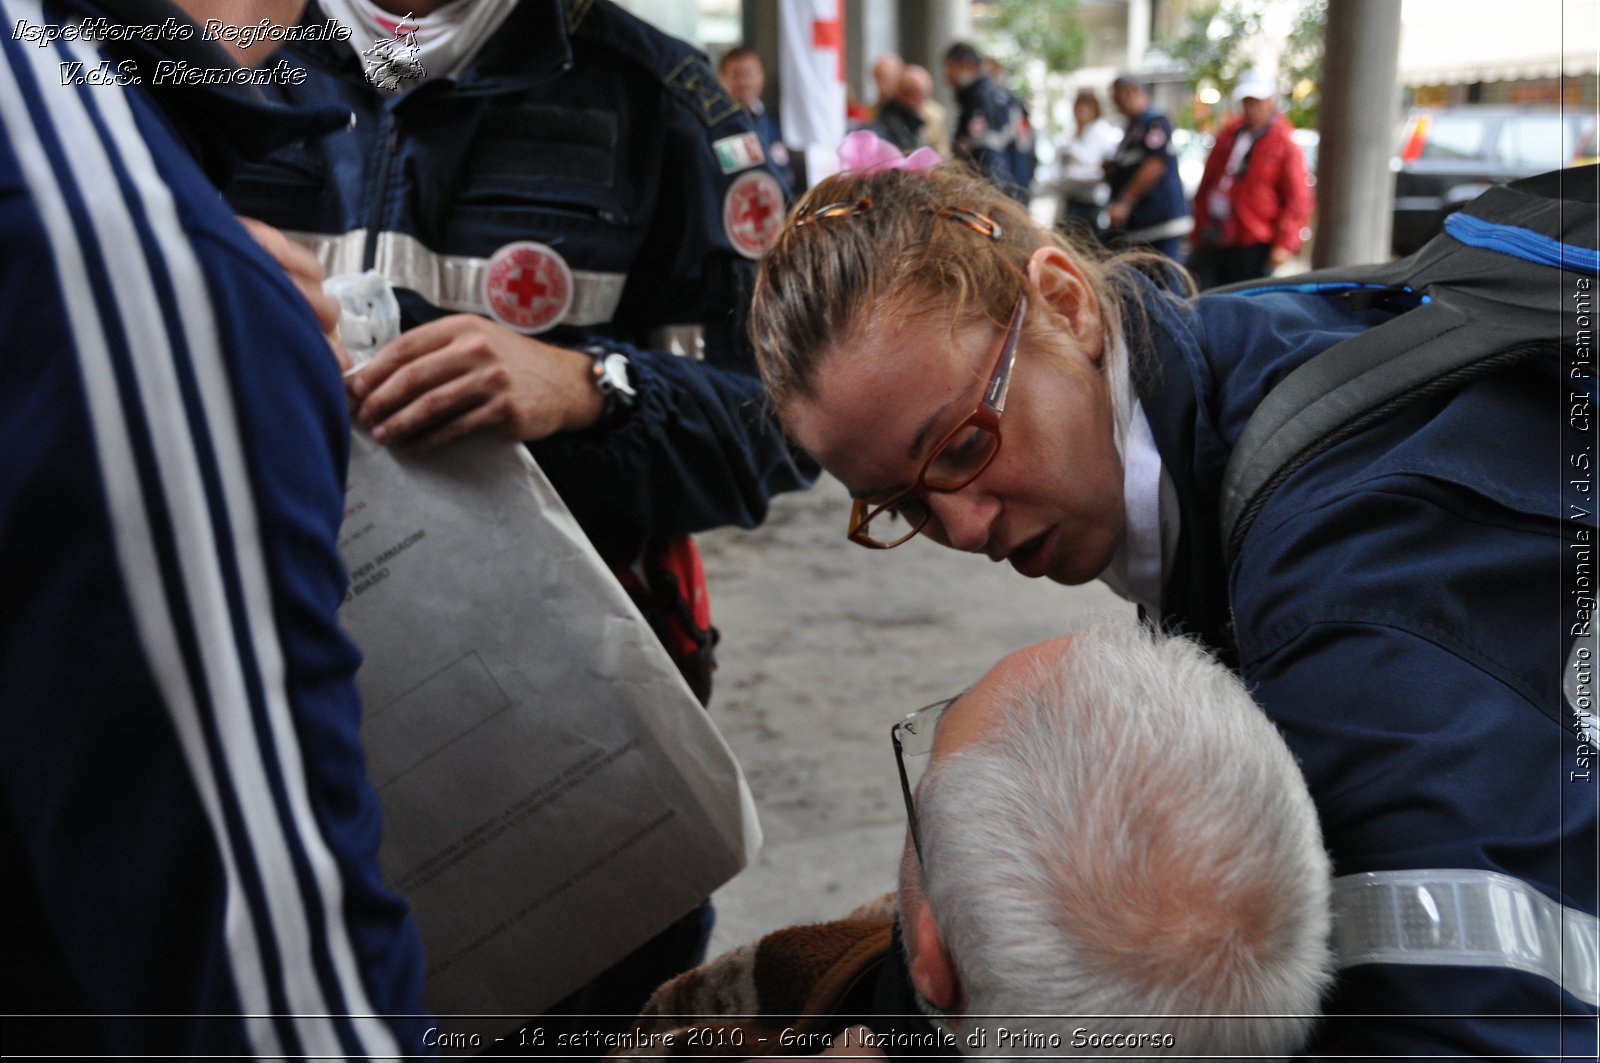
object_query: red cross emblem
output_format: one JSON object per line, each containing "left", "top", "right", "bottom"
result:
{"left": 483, "top": 241, "right": 572, "bottom": 334}
{"left": 812, "top": 7, "right": 845, "bottom": 82}
{"left": 723, "top": 171, "right": 786, "bottom": 259}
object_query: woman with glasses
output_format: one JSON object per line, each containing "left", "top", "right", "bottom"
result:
{"left": 748, "top": 150, "right": 1595, "bottom": 1058}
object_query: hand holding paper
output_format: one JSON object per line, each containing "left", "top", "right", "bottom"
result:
{"left": 346, "top": 313, "right": 603, "bottom": 451}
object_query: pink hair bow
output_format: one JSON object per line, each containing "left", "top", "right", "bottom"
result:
{"left": 837, "top": 130, "right": 941, "bottom": 175}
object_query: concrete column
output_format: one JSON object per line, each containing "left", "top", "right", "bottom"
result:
{"left": 899, "top": 0, "right": 969, "bottom": 112}
{"left": 741, "top": 0, "right": 782, "bottom": 114}
{"left": 1313, "top": 0, "right": 1403, "bottom": 267}
{"left": 849, "top": 0, "right": 900, "bottom": 109}
{"left": 1126, "top": 0, "right": 1151, "bottom": 72}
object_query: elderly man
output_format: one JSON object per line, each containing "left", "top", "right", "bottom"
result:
{"left": 871, "top": 65, "right": 934, "bottom": 153}
{"left": 869, "top": 52, "right": 903, "bottom": 114}
{"left": 617, "top": 624, "right": 1335, "bottom": 1059}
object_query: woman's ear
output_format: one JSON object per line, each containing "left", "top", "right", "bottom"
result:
{"left": 1026, "top": 245, "right": 1103, "bottom": 359}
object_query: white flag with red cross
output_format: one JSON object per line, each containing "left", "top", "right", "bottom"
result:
{"left": 778, "top": 0, "right": 846, "bottom": 187}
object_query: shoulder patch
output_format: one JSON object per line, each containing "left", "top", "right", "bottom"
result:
{"left": 724, "top": 170, "right": 785, "bottom": 258}
{"left": 1145, "top": 124, "right": 1168, "bottom": 151}
{"left": 665, "top": 55, "right": 742, "bottom": 128}
{"left": 712, "top": 132, "right": 766, "bottom": 174}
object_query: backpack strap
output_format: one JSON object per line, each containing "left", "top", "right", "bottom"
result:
{"left": 1219, "top": 301, "right": 1544, "bottom": 566}
{"left": 1219, "top": 165, "right": 1598, "bottom": 567}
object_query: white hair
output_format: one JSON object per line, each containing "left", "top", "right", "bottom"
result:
{"left": 917, "top": 623, "right": 1333, "bottom": 1058}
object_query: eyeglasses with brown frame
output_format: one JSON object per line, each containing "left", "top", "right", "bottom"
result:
{"left": 847, "top": 295, "right": 1027, "bottom": 549}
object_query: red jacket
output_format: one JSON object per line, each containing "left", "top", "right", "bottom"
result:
{"left": 1193, "top": 114, "right": 1313, "bottom": 252}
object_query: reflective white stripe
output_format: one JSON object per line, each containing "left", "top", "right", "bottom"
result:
{"left": 1123, "top": 214, "right": 1195, "bottom": 244}
{"left": 1333, "top": 869, "right": 1600, "bottom": 1006}
{"left": 648, "top": 324, "right": 706, "bottom": 360}
{"left": 288, "top": 229, "right": 627, "bottom": 326}
{"left": 288, "top": 226, "right": 368, "bottom": 278}
{"left": 75, "top": 59, "right": 404, "bottom": 1062}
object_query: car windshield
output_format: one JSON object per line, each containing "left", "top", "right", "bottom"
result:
{"left": 1416, "top": 114, "right": 1489, "bottom": 160}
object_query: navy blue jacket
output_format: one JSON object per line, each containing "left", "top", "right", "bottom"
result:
{"left": 224, "top": 0, "right": 815, "bottom": 564}
{"left": 1136, "top": 280, "right": 1597, "bottom": 1057}
{"left": 952, "top": 73, "right": 1030, "bottom": 204}
{"left": 748, "top": 101, "right": 794, "bottom": 192}
{"left": 0, "top": 0, "right": 429, "bottom": 1054}
{"left": 1108, "top": 108, "right": 1187, "bottom": 237}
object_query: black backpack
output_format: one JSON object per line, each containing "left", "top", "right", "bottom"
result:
{"left": 1219, "top": 165, "right": 1599, "bottom": 565}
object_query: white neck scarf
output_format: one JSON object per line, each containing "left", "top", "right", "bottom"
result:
{"left": 319, "top": 0, "right": 518, "bottom": 89}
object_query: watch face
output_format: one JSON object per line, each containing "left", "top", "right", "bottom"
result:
{"left": 601, "top": 353, "right": 636, "bottom": 398}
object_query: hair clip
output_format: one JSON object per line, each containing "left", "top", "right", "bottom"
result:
{"left": 932, "top": 205, "right": 1003, "bottom": 240}
{"left": 794, "top": 197, "right": 873, "bottom": 227}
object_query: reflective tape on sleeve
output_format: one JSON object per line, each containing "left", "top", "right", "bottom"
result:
{"left": 287, "top": 228, "right": 367, "bottom": 279}
{"left": 286, "top": 229, "right": 626, "bottom": 327}
{"left": 1332, "top": 869, "right": 1599, "bottom": 1006}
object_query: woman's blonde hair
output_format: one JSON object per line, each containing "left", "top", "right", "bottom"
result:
{"left": 750, "top": 162, "right": 1187, "bottom": 409}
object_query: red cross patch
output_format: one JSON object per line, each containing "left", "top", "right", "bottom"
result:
{"left": 723, "top": 170, "right": 786, "bottom": 260}
{"left": 482, "top": 241, "right": 573, "bottom": 334}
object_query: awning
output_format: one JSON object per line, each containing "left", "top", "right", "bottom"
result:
{"left": 1399, "top": 0, "right": 1599, "bottom": 85}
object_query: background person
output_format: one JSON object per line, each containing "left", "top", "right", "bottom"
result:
{"left": 869, "top": 52, "right": 903, "bottom": 118}
{"left": 1104, "top": 74, "right": 1190, "bottom": 259}
{"left": 1188, "top": 70, "right": 1313, "bottom": 289}
{"left": 1053, "top": 88, "right": 1123, "bottom": 243}
{"left": 942, "top": 41, "right": 1031, "bottom": 204}
{"left": 870, "top": 65, "right": 934, "bottom": 153}
{"left": 720, "top": 44, "right": 794, "bottom": 192}
{"left": 748, "top": 159, "right": 1596, "bottom": 1058}
{"left": 614, "top": 625, "right": 1333, "bottom": 1058}
{"left": 1, "top": 0, "right": 428, "bottom": 1055}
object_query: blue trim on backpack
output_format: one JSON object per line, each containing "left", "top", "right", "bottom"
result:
{"left": 1232, "top": 281, "right": 1428, "bottom": 312}
{"left": 1445, "top": 212, "right": 1600, "bottom": 274}
{"left": 1233, "top": 281, "right": 1402, "bottom": 297}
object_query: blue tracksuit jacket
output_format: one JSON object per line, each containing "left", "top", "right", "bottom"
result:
{"left": 0, "top": 0, "right": 430, "bottom": 1054}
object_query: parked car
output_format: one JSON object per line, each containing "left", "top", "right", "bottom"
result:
{"left": 1391, "top": 106, "right": 1594, "bottom": 254}
{"left": 1170, "top": 127, "right": 1214, "bottom": 202}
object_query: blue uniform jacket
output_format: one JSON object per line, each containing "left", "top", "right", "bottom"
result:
{"left": 952, "top": 73, "right": 1029, "bottom": 203}
{"left": 1134, "top": 280, "right": 1597, "bottom": 1057}
{"left": 1108, "top": 108, "right": 1187, "bottom": 235}
{"left": 0, "top": 0, "right": 429, "bottom": 1054}
{"left": 224, "top": 0, "right": 816, "bottom": 564}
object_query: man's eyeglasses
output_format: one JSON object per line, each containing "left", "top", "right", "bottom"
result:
{"left": 892, "top": 694, "right": 960, "bottom": 865}
{"left": 847, "top": 296, "right": 1027, "bottom": 549}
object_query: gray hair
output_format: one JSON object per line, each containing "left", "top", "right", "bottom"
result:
{"left": 917, "top": 624, "right": 1333, "bottom": 1058}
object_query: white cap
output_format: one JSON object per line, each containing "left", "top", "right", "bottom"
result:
{"left": 1233, "top": 70, "right": 1276, "bottom": 103}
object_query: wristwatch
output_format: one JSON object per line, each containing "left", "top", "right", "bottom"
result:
{"left": 584, "top": 345, "right": 637, "bottom": 429}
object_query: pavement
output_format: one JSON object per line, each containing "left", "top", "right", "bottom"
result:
{"left": 697, "top": 474, "right": 1129, "bottom": 955}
